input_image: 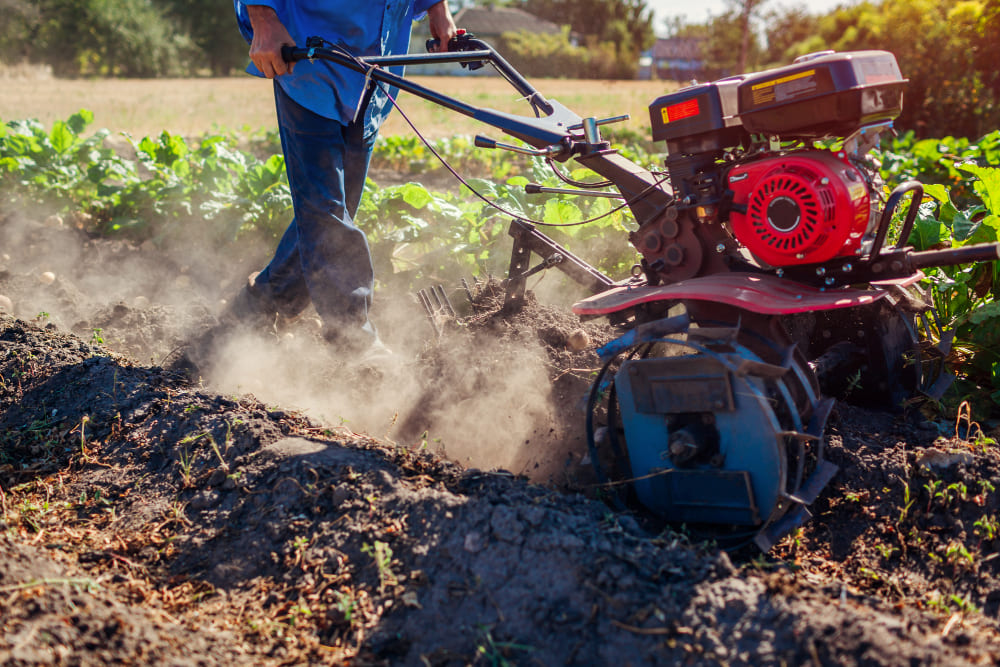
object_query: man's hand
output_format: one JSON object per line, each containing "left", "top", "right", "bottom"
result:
{"left": 427, "top": 1, "right": 457, "bottom": 53}
{"left": 248, "top": 5, "right": 295, "bottom": 77}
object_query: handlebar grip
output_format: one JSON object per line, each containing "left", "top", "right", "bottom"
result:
{"left": 426, "top": 29, "right": 470, "bottom": 53}
{"left": 281, "top": 45, "right": 302, "bottom": 62}
{"left": 474, "top": 135, "right": 497, "bottom": 149}
{"left": 525, "top": 183, "right": 542, "bottom": 194}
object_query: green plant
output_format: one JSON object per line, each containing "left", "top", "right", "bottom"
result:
{"left": 874, "top": 543, "right": 897, "bottom": 560}
{"left": 974, "top": 514, "right": 999, "bottom": 542}
{"left": 944, "top": 540, "right": 975, "bottom": 567}
{"left": 361, "top": 540, "right": 397, "bottom": 592}
{"left": 473, "top": 626, "right": 534, "bottom": 667}
{"left": 924, "top": 479, "right": 942, "bottom": 512}
{"left": 176, "top": 448, "right": 193, "bottom": 486}
{"left": 333, "top": 590, "right": 356, "bottom": 625}
{"left": 949, "top": 594, "right": 980, "bottom": 615}
{"left": 939, "top": 482, "right": 969, "bottom": 508}
{"left": 899, "top": 480, "right": 916, "bottom": 524}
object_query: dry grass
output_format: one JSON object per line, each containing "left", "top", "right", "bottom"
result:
{"left": 0, "top": 76, "right": 678, "bottom": 139}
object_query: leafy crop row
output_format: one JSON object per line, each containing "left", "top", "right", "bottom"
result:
{"left": 876, "top": 131, "right": 1000, "bottom": 411}
{"left": 1, "top": 111, "right": 998, "bottom": 411}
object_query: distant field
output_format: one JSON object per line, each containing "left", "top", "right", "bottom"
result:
{"left": 0, "top": 76, "right": 678, "bottom": 139}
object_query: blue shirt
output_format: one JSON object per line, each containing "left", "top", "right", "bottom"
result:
{"left": 235, "top": 0, "right": 439, "bottom": 133}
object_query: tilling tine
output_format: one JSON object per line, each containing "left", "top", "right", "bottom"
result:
{"left": 417, "top": 285, "right": 456, "bottom": 337}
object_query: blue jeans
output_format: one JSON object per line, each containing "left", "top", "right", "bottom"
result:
{"left": 252, "top": 82, "right": 378, "bottom": 349}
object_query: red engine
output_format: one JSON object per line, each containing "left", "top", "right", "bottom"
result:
{"left": 727, "top": 151, "right": 874, "bottom": 267}
{"left": 642, "top": 51, "right": 905, "bottom": 277}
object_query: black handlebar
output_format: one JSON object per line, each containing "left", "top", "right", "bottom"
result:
{"left": 276, "top": 36, "right": 581, "bottom": 152}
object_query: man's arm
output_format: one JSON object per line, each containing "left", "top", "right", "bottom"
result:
{"left": 247, "top": 4, "right": 295, "bottom": 77}
{"left": 426, "top": 1, "right": 457, "bottom": 53}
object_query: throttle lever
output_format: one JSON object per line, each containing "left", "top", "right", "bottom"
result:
{"left": 426, "top": 29, "right": 484, "bottom": 70}
{"left": 525, "top": 183, "right": 623, "bottom": 199}
{"left": 474, "top": 135, "right": 567, "bottom": 158}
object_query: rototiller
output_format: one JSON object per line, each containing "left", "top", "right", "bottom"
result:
{"left": 284, "top": 36, "right": 1000, "bottom": 550}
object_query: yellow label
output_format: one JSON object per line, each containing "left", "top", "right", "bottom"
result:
{"left": 751, "top": 69, "right": 816, "bottom": 91}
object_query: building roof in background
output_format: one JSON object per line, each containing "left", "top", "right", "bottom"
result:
{"left": 651, "top": 37, "right": 704, "bottom": 60}
{"left": 453, "top": 6, "right": 563, "bottom": 36}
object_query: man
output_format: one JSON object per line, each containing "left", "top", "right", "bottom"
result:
{"left": 227, "top": 0, "right": 457, "bottom": 357}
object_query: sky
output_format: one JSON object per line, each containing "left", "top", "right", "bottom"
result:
{"left": 647, "top": 0, "right": 857, "bottom": 34}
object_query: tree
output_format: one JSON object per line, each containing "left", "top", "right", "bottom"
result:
{"left": 974, "top": 0, "right": 1000, "bottom": 102}
{"left": 761, "top": 6, "right": 818, "bottom": 66}
{"left": 517, "top": 0, "right": 654, "bottom": 78}
{"left": 160, "top": 0, "right": 248, "bottom": 76}
{"left": 0, "top": 0, "right": 40, "bottom": 65}
{"left": 499, "top": 25, "right": 619, "bottom": 78}
{"left": 790, "top": 0, "right": 997, "bottom": 138}
{"left": 16, "top": 0, "right": 195, "bottom": 77}
{"left": 730, "top": 0, "right": 767, "bottom": 72}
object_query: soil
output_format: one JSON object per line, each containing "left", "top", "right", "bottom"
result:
{"left": 2, "top": 201, "right": 1000, "bottom": 666}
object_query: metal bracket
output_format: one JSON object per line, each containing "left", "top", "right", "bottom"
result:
{"left": 504, "top": 218, "right": 615, "bottom": 309}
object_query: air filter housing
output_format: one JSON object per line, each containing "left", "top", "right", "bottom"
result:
{"left": 736, "top": 50, "right": 905, "bottom": 138}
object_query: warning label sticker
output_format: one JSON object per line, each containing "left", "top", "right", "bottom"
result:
{"left": 750, "top": 69, "right": 818, "bottom": 106}
{"left": 660, "top": 98, "right": 700, "bottom": 123}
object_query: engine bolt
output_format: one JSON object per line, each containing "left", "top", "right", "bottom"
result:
{"left": 775, "top": 268, "right": 784, "bottom": 277}
{"left": 825, "top": 277, "right": 835, "bottom": 285}
{"left": 796, "top": 253, "right": 806, "bottom": 259}
{"left": 816, "top": 267, "right": 826, "bottom": 276}
{"left": 821, "top": 177, "right": 830, "bottom": 185}
{"left": 843, "top": 263, "right": 853, "bottom": 272}
{"left": 715, "top": 243, "right": 725, "bottom": 253}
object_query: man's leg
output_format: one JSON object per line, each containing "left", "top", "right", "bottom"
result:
{"left": 253, "top": 83, "right": 379, "bottom": 350}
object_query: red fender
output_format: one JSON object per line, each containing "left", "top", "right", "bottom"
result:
{"left": 572, "top": 272, "right": 923, "bottom": 317}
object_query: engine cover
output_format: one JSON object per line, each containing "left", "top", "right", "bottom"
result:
{"left": 728, "top": 151, "right": 872, "bottom": 267}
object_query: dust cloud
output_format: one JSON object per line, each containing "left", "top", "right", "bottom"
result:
{"left": 1, "top": 206, "right": 580, "bottom": 481}
{"left": 203, "top": 305, "right": 565, "bottom": 479}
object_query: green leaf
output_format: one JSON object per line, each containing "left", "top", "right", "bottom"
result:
{"left": 952, "top": 208, "right": 980, "bottom": 242}
{"left": 542, "top": 199, "right": 583, "bottom": 225}
{"left": 263, "top": 154, "right": 285, "bottom": 175}
{"left": 912, "top": 139, "right": 943, "bottom": 162}
{"left": 137, "top": 136, "right": 156, "bottom": 156}
{"left": 969, "top": 301, "right": 1000, "bottom": 325}
{"left": 48, "top": 121, "right": 75, "bottom": 154}
{"left": 958, "top": 163, "right": 1000, "bottom": 215}
{"left": 399, "top": 182, "right": 432, "bottom": 209}
{"left": 66, "top": 110, "right": 93, "bottom": 136}
{"left": 908, "top": 212, "right": 949, "bottom": 250}
{"left": 922, "top": 183, "right": 950, "bottom": 203}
